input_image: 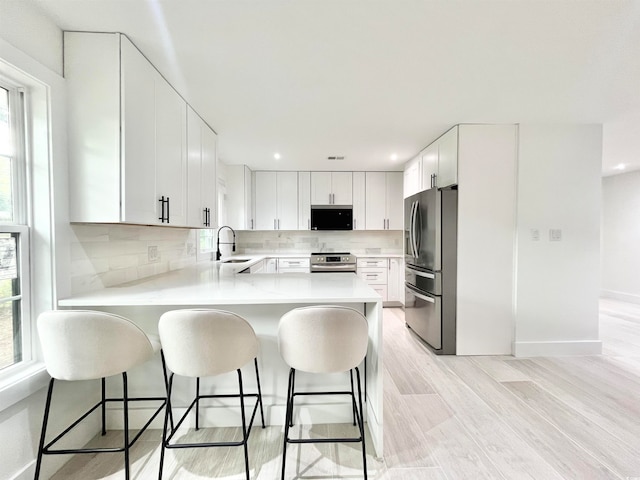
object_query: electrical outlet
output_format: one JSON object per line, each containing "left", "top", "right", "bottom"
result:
{"left": 148, "top": 245, "right": 159, "bottom": 262}
{"left": 549, "top": 229, "right": 562, "bottom": 242}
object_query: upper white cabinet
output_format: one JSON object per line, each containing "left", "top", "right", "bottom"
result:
{"left": 352, "top": 172, "right": 366, "bottom": 230}
{"left": 298, "top": 172, "right": 311, "bottom": 230}
{"left": 187, "top": 106, "right": 217, "bottom": 228}
{"left": 436, "top": 126, "right": 458, "bottom": 188}
{"left": 418, "top": 126, "right": 459, "bottom": 192}
{"left": 311, "top": 172, "right": 353, "bottom": 205}
{"left": 226, "top": 165, "right": 253, "bottom": 230}
{"left": 254, "top": 171, "right": 298, "bottom": 230}
{"left": 403, "top": 156, "right": 422, "bottom": 198}
{"left": 365, "top": 172, "right": 403, "bottom": 230}
{"left": 66, "top": 32, "right": 206, "bottom": 227}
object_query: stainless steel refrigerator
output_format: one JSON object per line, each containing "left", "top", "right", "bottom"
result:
{"left": 404, "top": 186, "right": 457, "bottom": 354}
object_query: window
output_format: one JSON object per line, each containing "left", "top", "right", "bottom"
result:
{"left": 0, "top": 81, "right": 30, "bottom": 373}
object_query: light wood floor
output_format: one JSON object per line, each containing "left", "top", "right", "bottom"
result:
{"left": 50, "top": 299, "right": 640, "bottom": 479}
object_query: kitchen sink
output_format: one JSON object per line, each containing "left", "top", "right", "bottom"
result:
{"left": 222, "top": 259, "right": 250, "bottom": 264}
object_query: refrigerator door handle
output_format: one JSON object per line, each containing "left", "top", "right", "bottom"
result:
{"left": 405, "top": 267, "right": 435, "bottom": 279}
{"left": 411, "top": 200, "right": 420, "bottom": 257}
{"left": 406, "top": 284, "right": 436, "bottom": 303}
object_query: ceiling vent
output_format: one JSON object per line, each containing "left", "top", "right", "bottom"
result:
{"left": 327, "top": 156, "right": 345, "bottom": 161}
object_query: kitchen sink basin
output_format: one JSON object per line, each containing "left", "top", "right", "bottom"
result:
{"left": 222, "top": 259, "right": 250, "bottom": 264}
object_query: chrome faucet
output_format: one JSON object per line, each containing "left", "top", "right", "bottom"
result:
{"left": 216, "top": 225, "right": 236, "bottom": 261}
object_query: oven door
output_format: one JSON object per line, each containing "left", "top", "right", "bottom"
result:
{"left": 404, "top": 283, "right": 442, "bottom": 350}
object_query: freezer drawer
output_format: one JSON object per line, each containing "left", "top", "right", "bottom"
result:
{"left": 404, "top": 284, "right": 441, "bottom": 350}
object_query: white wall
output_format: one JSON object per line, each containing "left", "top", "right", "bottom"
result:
{"left": 0, "top": 6, "right": 98, "bottom": 479}
{"left": 514, "top": 124, "right": 602, "bottom": 356}
{"left": 601, "top": 170, "right": 640, "bottom": 303}
{"left": 456, "top": 124, "right": 518, "bottom": 355}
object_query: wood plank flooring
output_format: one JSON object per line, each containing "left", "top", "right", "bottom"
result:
{"left": 50, "top": 299, "right": 640, "bottom": 479}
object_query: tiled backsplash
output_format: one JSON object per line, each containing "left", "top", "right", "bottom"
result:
{"left": 70, "top": 224, "right": 198, "bottom": 294}
{"left": 236, "top": 230, "right": 403, "bottom": 255}
{"left": 69, "top": 226, "right": 403, "bottom": 294}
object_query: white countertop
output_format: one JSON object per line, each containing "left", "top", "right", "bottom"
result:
{"left": 59, "top": 263, "right": 382, "bottom": 307}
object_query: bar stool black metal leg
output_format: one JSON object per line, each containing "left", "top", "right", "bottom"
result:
{"left": 254, "top": 358, "right": 266, "bottom": 428}
{"left": 158, "top": 373, "right": 174, "bottom": 480}
{"left": 237, "top": 369, "right": 250, "bottom": 480}
{"left": 122, "top": 372, "right": 130, "bottom": 480}
{"left": 34, "top": 378, "right": 55, "bottom": 480}
{"left": 356, "top": 367, "right": 368, "bottom": 480}
{"left": 288, "top": 369, "right": 296, "bottom": 427}
{"left": 160, "top": 351, "right": 174, "bottom": 430}
{"left": 101, "top": 377, "right": 107, "bottom": 435}
{"left": 281, "top": 368, "right": 294, "bottom": 480}
{"left": 349, "top": 370, "right": 357, "bottom": 426}
{"left": 195, "top": 377, "right": 201, "bottom": 430}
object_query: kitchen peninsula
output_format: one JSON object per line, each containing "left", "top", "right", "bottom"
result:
{"left": 58, "top": 263, "right": 384, "bottom": 456}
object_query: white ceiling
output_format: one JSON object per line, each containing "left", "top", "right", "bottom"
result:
{"left": 31, "top": 0, "right": 640, "bottom": 174}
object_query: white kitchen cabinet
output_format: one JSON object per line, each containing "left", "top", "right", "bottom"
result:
{"left": 298, "top": 172, "right": 311, "bottom": 230}
{"left": 66, "top": 32, "right": 197, "bottom": 227}
{"left": 387, "top": 257, "right": 404, "bottom": 305}
{"left": 187, "top": 106, "right": 217, "bottom": 228}
{"left": 352, "top": 172, "right": 366, "bottom": 230}
{"left": 254, "top": 171, "right": 298, "bottom": 230}
{"left": 403, "top": 156, "right": 422, "bottom": 198}
{"left": 419, "top": 126, "right": 458, "bottom": 191}
{"left": 421, "top": 143, "right": 439, "bottom": 191}
{"left": 311, "top": 172, "right": 353, "bottom": 205}
{"left": 357, "top": 257, "right": 388, "bottom": 301}
{"left": 365, "top": 172, "right": 403, "bottom": 230}
{"left": 265, "top": 258, "right": 278, "bottom": 273}
{"left": 278, "top": 257, "right": 310, "bottom": 273}
{"left": 226, "top": 165, "right": 253, "bottom": 230}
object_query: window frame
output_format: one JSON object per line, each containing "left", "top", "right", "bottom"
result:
{"left": 0, "top": 75, "right": 33, "bottom": 378}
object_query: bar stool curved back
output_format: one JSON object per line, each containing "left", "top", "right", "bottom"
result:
{"left": 278, "top": 305, "right": 369, "bottom": 479}
{"left": 158, "top": 309, "right": 266, "bottom": 480}
{"left": 35, "top": 310, "right": 167, "bottom": 480}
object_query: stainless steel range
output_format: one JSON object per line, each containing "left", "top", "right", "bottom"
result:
{"left": 310, "top": 252, "right": 357, "bottom": 273}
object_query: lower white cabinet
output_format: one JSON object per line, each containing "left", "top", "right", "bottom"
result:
{"left": 357, "top": 257, "right": 404, "bottom": 305}
{"left": 265, "top": 258, "right": 278, "bottom": 273}
{"left": 278, "top": 257, "right": 310, "bottom": 273}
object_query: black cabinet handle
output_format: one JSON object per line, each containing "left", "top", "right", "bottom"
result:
{"left": 158, "top": 196, "right": 170, "bottom": 223}
{"left": 203, "top": 207, "right": 211, "bottom": 227}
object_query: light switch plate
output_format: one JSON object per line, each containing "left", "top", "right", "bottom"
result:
{"left": 148, "top": 245, "right": 159, "bottom": 262}
{"left": 530, "top": 228, "right": 540, "bottom": 241}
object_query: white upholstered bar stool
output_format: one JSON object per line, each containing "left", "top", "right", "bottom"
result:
{"left": 157, "top": 309, "right": 265, "bottom": 480}
{"left": 35, "top": 310, "right": 168, "bottom": 480}
{"left": 278, "top": 305, "right": 369, "bottom": 480}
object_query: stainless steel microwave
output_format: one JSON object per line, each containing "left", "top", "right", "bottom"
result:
{"left": 310, "top": 206, "right": 353, "bottom": 230}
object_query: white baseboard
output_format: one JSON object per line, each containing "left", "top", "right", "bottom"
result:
{"left": 600, "top": 289, "right": 640, "bottom": 305}
{"left": 513, "top": 340, "right": 602, "bottom": 357}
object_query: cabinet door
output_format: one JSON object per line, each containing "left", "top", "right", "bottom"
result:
{"left": 388, "top": 257, "right": 404, "bottom": 304}
{"left": 352, "top": 172, "right": 366, "bottom": 230}
{"left": 365, "top": 172, "right": 386, "bottom": 230}
{"left": 385, "top": 172, "right": 404, "bottom": 230}
{"left": 438, "top": 126, "right": 458, "bottom": 188}
{"left": 155, "top": 74, "right": 187, "bottom": 226}
{"left": 421, "top": 143, "right": 438, "bottom": 190}
{"left": 121, "top": 37, "right": 157, "bottom": 224}
{"left": 311, "top": 172, "right": 332, "bottom": 205}
{"left": 187, "top": 106, "right": 204, "bottom": 227}
{"left": 298, "top": 171, "right": 311, "bottom": 230}
{"left": 277, "top": 172, "right": 298, "bottom": 230}
{"left": 403, "top": 156, "right": 422, "bottom": 198}
{"left": 201, "top": 125, "right": 217, "bottom": 228}
{"left": 331, "top": 172, "right": 353, "bottom": 205}
{"left": 254, "top": 171, "right": 277, "bottom": 230}
{"left": 244, "top": 166, "right": 253, "bottom": 229}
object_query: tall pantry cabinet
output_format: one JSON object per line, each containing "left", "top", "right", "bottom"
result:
{"left": 65, "top": 32, "right": 216, "bottom": 228}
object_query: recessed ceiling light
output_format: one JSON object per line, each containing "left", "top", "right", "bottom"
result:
{"left": 613, "top": 163, "right": 626, "bottom": 170}
{"left": 274, "top": 153, "right": 281, "bottom": 160}
{"left": 390, "top": 153, "right": 398, "bottom": 161}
